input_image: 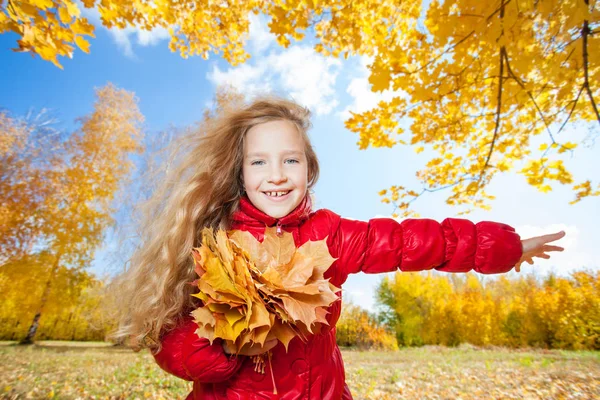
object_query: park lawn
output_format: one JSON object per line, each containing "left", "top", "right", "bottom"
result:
{"left": 1, "top": 341, "right": 598, "bottom": 399}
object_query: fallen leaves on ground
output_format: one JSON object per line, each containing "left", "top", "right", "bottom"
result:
{"left": 1, "top": 341, "right": 599, "bottom": 399}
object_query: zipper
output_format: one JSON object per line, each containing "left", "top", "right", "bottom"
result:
{"left": 276, "top": 220, "right": 283, "bottom": 236}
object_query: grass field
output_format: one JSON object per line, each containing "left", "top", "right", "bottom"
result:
{"left": 1, "top": 341, "right": 599, "bottom": 399}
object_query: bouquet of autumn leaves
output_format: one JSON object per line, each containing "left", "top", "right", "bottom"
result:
{"left": 190, "top": 227, "right": 341, "bottom": 364}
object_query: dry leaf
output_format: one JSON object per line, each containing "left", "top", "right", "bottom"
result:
{"left": 190, "top": 227, "right": 340, "bottom": 355}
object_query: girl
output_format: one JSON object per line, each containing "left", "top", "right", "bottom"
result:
{"left": 109, "top": 96, "right": 564, "bottom": 400}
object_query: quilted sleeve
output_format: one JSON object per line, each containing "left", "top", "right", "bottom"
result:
{"left": 324, "top": 210, "right": 522, "bottom": 283}
{"left": 152, "top": 317, "right": 244, "bottom": 383}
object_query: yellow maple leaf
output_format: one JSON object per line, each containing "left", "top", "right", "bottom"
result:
{"left": 191, "top": 227, "right": 340, "bottom": 356}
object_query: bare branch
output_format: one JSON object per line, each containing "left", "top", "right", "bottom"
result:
{"left": 406, "top": 31, "right": 475, "bottom": 75}
{"left": 486, "top": 0, "right": 513, "bottom": 22}
{"left": 457, "top": 13, "right": 485, "bottom": 18}
{"left": 478, "top": 1, "right": 511, "bottom": 183}
{"left": 390, "top": 175, "right": 477, "bottom": 215}
{"left": 480, "top": 48, "right": 504, "bottom": 181}
{"left": 502, "top": 50, "right": 553, "bottom": 134}
{"left": 582, "top": 7, "right": 600, "bottom": 126}
{"left": 556, "top": 84, "right": 585, "bottom": 136}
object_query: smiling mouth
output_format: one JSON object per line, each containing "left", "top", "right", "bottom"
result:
{"left": 263, "top": 190, "right": 292, "bottom": 198}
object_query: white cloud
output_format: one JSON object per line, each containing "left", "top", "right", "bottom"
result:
{"left": 80, "top": 3, "right": 170, "bottom": 59}
{"left": 109, "top": 28, "right": 135, "bottom": 59}
{"left": 337, "top": 55, "right": 407, "bottom": 121}
{"left": 206, "top": 13, "right": 342, "bottom": 115}
{"left": 246, "top": 13, "right": 276, "bottom": 55}
{"left": 137, "top": 26, "right": 171, "bottom": 47}
{"left": 108, "top": 26, "right": 170, "bottom": 59}
{"left": 270, "top": 47, "right": 341, "bottom": 115}
{"left": 208, "top": 63, "right": 272, "bottom": 95}
{"left": 207, "top": 45, "right": 342, "bottom": 115}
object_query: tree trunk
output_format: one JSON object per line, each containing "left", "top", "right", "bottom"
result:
{"left": 19, "top": 252, "right": 61, "bottom": 345}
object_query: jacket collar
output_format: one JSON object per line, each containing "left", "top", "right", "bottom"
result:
{"left": 231, "top": 194, "right": 313, "bottom": 228}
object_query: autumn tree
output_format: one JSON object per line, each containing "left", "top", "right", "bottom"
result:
{"left": 376, "top": 271, "right": 456, "bottom": 346}
{"left": 0, "top": 84, "right": 144, "bottom": 343}
{"left": 2, "top": 1, "right": 598, "bottom": 212}
{"left": 0, "top": 252, "right": 105, "bottom": 341}
{"left": 376, "top": 270, "right": 600, "bottom": 349}
{"left": 336, "top": 301, "right": 398, "bottom": 350}
{"left": 0, "top": 109, "right": 65, "bottom": 263}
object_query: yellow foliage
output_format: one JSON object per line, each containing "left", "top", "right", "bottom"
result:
{"left": 336, "top": 302, "right": 398, "bottom": 351}
{"left": 3, "top": 0, "right": 597, "bottom": 208}
{"left": 0, "top": 253, "right": 111, "bottom": 341}
{"left": 376, "top": 270, "right": 600, "bottom": 350}
{"left": 1, "top": 83, "right": 144, "bottom": 342}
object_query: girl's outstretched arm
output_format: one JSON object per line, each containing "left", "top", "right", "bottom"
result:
{"left": 319, "top": 210, "right": 558, "bottom": 284}
{"left": 152, "top": 316, "right": 244, "bottom": 383}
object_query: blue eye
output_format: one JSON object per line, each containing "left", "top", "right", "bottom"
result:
{"left": 251, "top": 160, "right": 265, "bottom": 166}
{"left": 285, "top": 159, "right": 299, "bottom": 164}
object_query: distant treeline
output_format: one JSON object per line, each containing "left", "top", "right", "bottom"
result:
{"left": 2, "top": 257, "right": 598, "bottom": 350}
{"left": 367, "top": 270, "right": 599, "bottom": 350}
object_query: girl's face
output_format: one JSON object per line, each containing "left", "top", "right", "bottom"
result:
{"left": 242, "top": 119, "right": 308, "bottom": 219}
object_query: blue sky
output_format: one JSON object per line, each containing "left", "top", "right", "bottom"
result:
{"left": 1, "top": 11, "right": 598, "bottom": 312}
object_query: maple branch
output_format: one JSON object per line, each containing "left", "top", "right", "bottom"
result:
{"left": 479, "top": 2, "right": 508, "bottom": 183}
{"left": 486, "top": 0, "right": 512, "bottom": 22}
{"left": 582, "top": 7, "right": 600, "bottom": 126}
{"left": 557, "top": 33, "right": 582, "bottom": 54}
{"left": 406, "top": 31, "right": 475, "bottom": 75}
{"left": 457, "top": 13, "right": 485, "bottom": 18}
{"left": 390, "top": 174, "right": 477, "bottom": 215}
{"left": 556, "top": 84, "right": 585, "bottom": 136}
{"left": 561, "top": 46, "right": 577, "bottom": 67}
{"left": 480, "top": 48, "right": 504, "bottom": 181}
{"left": 502, "top": 49, "right": 557, "bottom": 142}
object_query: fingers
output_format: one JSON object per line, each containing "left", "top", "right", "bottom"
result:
{"left": 539, "top": 231, "right": 566, "bottom": 243}
{"left": 522, "top": 232, "right": 566, "bottom": 254}
{"left": 542, "top": 245, "right": 564, "bottom": 252}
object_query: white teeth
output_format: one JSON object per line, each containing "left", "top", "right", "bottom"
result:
{"left": 266, "top": 191, "right": 290, "bottom": 197}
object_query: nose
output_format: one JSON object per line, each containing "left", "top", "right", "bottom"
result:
{"left": 268, "top": 164, "right": 287, "bottom": 184}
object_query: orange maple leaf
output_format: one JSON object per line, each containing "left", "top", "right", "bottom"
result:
{"left": 190, "top": 227, "right": 340, "bottom": 354}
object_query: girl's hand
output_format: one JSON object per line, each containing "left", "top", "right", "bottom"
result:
{"left": 516, "top": 230, "right": 566, "bottom": 272}
{"left": 222, "top": 338, "right": 278, "bottom": 356}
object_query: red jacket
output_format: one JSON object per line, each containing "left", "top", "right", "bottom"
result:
{"left": 152, "top": 195, "right": 522, "bottom": 399}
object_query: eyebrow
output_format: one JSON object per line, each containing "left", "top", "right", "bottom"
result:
{"left": 246, "top": 150, "right": 304, "bottom": 158}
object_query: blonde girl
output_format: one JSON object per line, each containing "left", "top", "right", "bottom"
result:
{"left": 109, "top": 95, "right": 564, "bottom": 400}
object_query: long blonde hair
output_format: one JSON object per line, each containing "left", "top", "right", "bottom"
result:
{"left": 107, "top": 95, "right": 320, "bottom": 353}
